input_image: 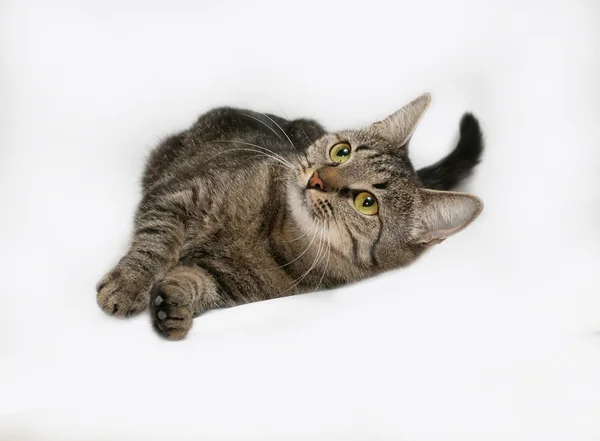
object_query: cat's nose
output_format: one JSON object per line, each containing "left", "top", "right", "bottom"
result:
{"left": 307, "top": 170, "right": 327, "bottom": 192}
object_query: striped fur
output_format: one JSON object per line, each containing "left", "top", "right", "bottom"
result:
{"left": 97, "top": 94, "right": 484, "bottom": 340}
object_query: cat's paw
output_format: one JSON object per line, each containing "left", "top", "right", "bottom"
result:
{"left": 96, "top": 264, "right": 152, "bottom": 317}
{"left": 150, "top": 280, "right": 194, "bottom": 341}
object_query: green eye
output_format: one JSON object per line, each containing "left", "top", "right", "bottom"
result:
{"left": 353, "top": 192, "right": 378, "bottom": 215}
{"left": 329, "top": 142, "right": 351, "bottom": 164}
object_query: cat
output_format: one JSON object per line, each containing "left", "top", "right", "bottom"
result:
{"left": 96, "top": 93, "right": 484, "bottom": 340}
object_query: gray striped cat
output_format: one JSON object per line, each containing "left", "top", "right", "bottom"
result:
{"left": 97, "top": 93, "right": 484, "bottom": 340}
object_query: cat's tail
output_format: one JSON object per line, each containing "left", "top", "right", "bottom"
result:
{"left": 417, "top": 113, "right": 484, "bottom": 191}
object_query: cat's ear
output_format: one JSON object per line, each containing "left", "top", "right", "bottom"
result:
{"left": 372, "top": 93, "right": 431, "bottom": 146}
{"left": 413, "top": 188, "right": 483, "bottom": 246}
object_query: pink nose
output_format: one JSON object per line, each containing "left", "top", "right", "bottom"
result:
{"left": 307, "top": 170, "right": 326, "bottom": 191}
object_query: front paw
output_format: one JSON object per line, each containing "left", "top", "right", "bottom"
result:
{"left": 96, "top": 264, "right": 153, "bottom": 317}
{"left": 150, "top": 281, "right": 194, "bottom": 341}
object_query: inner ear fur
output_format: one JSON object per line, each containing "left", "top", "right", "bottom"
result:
{"left": 414, "top": 188, "right": 483, "bottom": 246}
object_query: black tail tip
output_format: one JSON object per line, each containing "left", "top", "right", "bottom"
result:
{"left": 457, "top": 112, "right": 484, "bottom": 158}
{"left": 459, "top": 113, "right": 482, "bottom": 138}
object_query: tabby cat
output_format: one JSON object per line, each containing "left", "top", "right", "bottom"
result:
{"left": 97, "top": 93, "right": 484, "bottom": 340}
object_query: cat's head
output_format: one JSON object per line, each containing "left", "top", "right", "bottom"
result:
{"left": 287, "top": 93, "right": 483, "bottom": 270}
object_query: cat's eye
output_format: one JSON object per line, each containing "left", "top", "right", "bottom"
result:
{"left": 353, "top": 192, "right": 378, "bottom": 215}
{"left": 329, "top": 142, "right": 351, "bottom": 164}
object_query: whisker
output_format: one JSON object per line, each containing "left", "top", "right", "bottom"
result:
{"left": 314, "top": 229, "right": 331, "bottom": 292}
{"left": 312, "top": 226, "right": 330, "bottom": 268}
{"left": 208, "top": 139, "right": 294, "bottom": 166}
{"left": 257, "top": 112, "right": 297, "bottom": 151}
{"left": 274, "top": 104, "right": 314, "bottom": 147}
{"left": 246, "top": 155, "right": 292, "bottom": 169}
{"left": 281, "top": 225, "right": 327, "bottom": 295}
{"left": 276, "top": 222, "right": 320, "bottom": 268}
{"left": 282, "top": 227, "right": 311, "bottom": 243}
{"left": 275, "top": 104, "right": 290, "bottom": 119}
{"left": 206, "top": 143, "right": 294, "bottom": 171}
{"left": 238, "top": 112, "right": 285, "bottom": 142}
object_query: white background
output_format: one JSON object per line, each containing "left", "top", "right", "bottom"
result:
{"left": 1, "top": 0, "right": 599, "bottom": 440}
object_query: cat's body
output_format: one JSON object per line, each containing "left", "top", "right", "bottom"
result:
{"left": 97, "top": 94, "right": 484, "bottom": 339}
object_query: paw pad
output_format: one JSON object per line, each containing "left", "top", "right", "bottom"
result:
{"left": 149, "top": 282, "right": 193, "bottom": 341}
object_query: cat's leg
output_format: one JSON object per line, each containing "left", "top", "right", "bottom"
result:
{"left": 149, "top": 265, "right": 226, "bottom": 340}
{"left": 96, "top": 189, "right": 194, "bottom": 316}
